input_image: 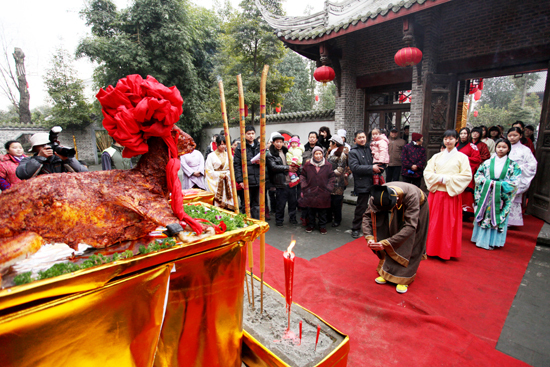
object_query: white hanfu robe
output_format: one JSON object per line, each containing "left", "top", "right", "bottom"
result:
{"left": 205, "top": 150, "right": 235, "bottom": 210}
{"left": 507, "top": 142, "right": 537, "bottom": 226}
{"left": 180, "top": 150, "right": 206, "bottom": 190}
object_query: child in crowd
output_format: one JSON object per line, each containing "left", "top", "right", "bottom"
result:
{"left": 286, "top": 136, "right": 304, "bottom": 187}
{"left": 370, "top": 128, "right": 389, "bottom": 185}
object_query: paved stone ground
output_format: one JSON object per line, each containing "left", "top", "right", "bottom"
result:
{"left": 89, "top": 163, "right": 550, "bottom": 366}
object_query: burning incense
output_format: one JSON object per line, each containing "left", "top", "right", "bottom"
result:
{"left": 218, "top": 80, "right": 239, "bottom": 214}
{"left": 315, "top": 324, "right": 321, "bottom": 351}
{"left": 283, "top": 240, "right": 296, "bottom": 331}
{"left": 299, "top": 320, "right": 302, "bottom": 345}
{"left": 236, "top": 75, "right": 254, "bottom": 308}
{"left": 259, "top": 64, "right": 269, "bottom": 313}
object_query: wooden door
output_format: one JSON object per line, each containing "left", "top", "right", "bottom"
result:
{"left": 527, "top": 67, "right": 550, "bottom": 223}
{"left": 421, "top": 73, "right": 459, "bottom": 159}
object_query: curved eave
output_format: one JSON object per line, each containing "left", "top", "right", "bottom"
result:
{"left": 272, "top": 0, "right": 451, "bottom": 46}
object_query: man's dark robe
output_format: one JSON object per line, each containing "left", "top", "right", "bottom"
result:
{"left": 362, "top": 182, "right": 429, "bottom": 285}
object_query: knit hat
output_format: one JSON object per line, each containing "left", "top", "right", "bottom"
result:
{"left": 271, "top": 132, "right": 285, "bottom": 142}
{"left": 371, "top": 185, "right": 398, "bottom": 211}
{"left": 411, "top": 133, "right": 423, "bottom": 142}
{"left": 312, "top": 146, "right": 324, "bottom": 155}
{"left": 329, "top": 135, "right": 343, "bottom": 146}
{"left": 337, "top": 129, "right": 347, "bottom": 138}
{"left": 290, "top": 136, "right": 300, "bottom": 145}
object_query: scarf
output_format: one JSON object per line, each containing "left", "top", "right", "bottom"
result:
{"left": 311, "top": 157, "right": 325, "bottom": 167}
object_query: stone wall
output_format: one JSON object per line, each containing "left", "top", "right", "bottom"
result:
{"left": 0, "top": 124, "right": 98, "bottom": 165}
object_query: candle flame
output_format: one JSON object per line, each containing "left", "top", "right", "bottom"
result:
{"left": 287, "top": 240, "right": 296, "bottom": 253}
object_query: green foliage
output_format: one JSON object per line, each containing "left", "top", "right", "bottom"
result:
{"left": 203, "top": 0, "right": 292, "bottom": 123}
{"left": 478, "top": 76, "right": 515, "bottom": 109}
{"left": 278, "top": 52, "right": 314, "bottom": 112}
{"left": 77, "top": 0, "right": 220, "bottom": 137}
{"left": 472, "top": 72, "right": 542, "bottom": 129}
{"left": 315, "top": 82, "right": 336, "bottom": 111}
{"left": 43, "top": 48, "right": 92, "bottom": 129}
{"left": 184, "top": 204, "right": 248, "bottom": 231}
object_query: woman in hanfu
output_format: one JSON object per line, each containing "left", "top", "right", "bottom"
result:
{"left": 424, "top": 130, "right": 472, "bottom": 260}
{"left": 506, "top": 127, "right": 537, "bottom": 227}
{"left": 471, "top": 139, "right": 521, "bottom": 249}
{"left": 204, "top": 135, "right": 235, "bottom": 210}
{"left": 456, "top": 127, "right": 482, "bottom": 218}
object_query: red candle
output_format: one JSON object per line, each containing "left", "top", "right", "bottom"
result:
{"left": 299, "top": 320, "right": 302, "bottom": 345}
{"left": 283, "top": 240, "right": 296, "bottom": 331}
{"left": 315, "top": 324, "right": 321, "bottom": 351}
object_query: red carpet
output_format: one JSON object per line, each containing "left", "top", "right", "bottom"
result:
{"left": 251, "top": 215, "right": 544, "bottom": 366}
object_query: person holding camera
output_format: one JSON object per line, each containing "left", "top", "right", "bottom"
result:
{"left": 16, "top": 132, "right": 88, "bottom": 180}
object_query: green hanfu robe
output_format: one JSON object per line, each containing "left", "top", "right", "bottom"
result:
{"left": 471, "top": 155, "right": 521, "bottom": 249}
{"left": 362, "top": 182, "right": 429, "bottom": 285}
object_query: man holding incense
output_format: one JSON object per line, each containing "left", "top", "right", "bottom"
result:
{"left": 362, "top": 182, "right": 429, "bottom": 294}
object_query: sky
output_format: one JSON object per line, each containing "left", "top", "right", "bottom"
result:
{"left": 0, "top": 0, "right": 323, "bottom": 111}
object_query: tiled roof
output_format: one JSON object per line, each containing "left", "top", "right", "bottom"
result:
{"left": 253, "top": 109, "right": 335, "bottom": 123}
{"left": 256, "top": 0, "right": 444, "bottom": 43}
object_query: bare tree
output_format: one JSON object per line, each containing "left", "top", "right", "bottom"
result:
{"left": 0, "top": 34, "right": 31, "bottom": 123}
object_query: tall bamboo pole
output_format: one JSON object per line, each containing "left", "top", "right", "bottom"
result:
{"left": 259, "top": 65, "right": 269, "bottom": 313}
{"left": 237, "top": 74, "right": 254, "bottom": 308}
{"left": 220, "top": 80, "right": 250, "bottom": 305}
{"left": 218, "top": 80, "right": 239, "bottom": 214}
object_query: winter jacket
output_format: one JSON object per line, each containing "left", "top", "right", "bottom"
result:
{"left": 16, "top": 154, "right": 89, "bottom": 180}
{"left": 401, "top": 142, "right": 427, "bottom": 178}
{"left": 348, "top": 144, "right": 374, "bottom": 194}
{"left": 0, "top": 154, "right": 25, "bottom": 190}
{"left": 388, "top": 137, "right": 406, "bottom": 167}
{"left": 370, "top": 134, "right": 390, "bottom": 164}
{"left": 299, "top": 160, "right": 335, "bottom": 208}
{"left": 327, "top": 150, "right": 348, "bottom": 196}
{"left": 234, "top": 138, "right": 260, "bottom": 187}
{"left": 267, "top": 144, "right": 292, "bottom": 189}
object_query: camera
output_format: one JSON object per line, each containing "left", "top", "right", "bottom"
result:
{"left": 48, "top": 126, "right": 76, "bottom": 158}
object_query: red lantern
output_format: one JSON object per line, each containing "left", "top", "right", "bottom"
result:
{"left": 394, "top": 47, "right": 423, "bottom": 67}
{"left": 478, "top": 78, "right": 484, "bottom": 90}
{"left": 244, "top": 104, "right": 248, "bottom": 117}
{"left": 473, "top": 111, "right": 478, "bottom": 117}
{"left": 275, "top": 103, "right": 281, "bottom": 114}
{"left": 315, "top": 95, "right": 319, "bottom": 102}
{"left": 474, "top": 90, "right": 482, "bottom": 101}
{"left": 313, "top": 66, "right": 335, "bottom": 85}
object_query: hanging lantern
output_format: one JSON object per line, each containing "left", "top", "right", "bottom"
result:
{"left": 478, "top": 78, "right": 484, "bottom": 90}
{"left": 313, "top": 66, "right": 335, "bottom": 85}
{"left": 473, "top": 111, "right": 478, "bottom": 117}
{"left": 315, "top": 95, "right": 319, "bottom": 102}
{"left": 474, "top": 90, "right": 482, "bottom": 101}
{"left": 394, "top": 47, "right": 423, "bottom": 67}
{"left": 275, "top": 103, "right": 281, "bottom": 114}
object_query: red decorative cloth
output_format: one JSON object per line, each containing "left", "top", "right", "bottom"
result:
{"left": 96, "top": 74, "right": 202, "bottom": 234}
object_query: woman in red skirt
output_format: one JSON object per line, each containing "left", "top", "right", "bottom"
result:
{"left": 456, "top": 128, "right": 482, "bottom": 220}
{"left": 424, "top": 130, "right": 472, "bottom": 260}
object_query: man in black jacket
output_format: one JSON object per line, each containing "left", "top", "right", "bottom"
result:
{"left": 348, "top": 130, "right": 381, "bottom": 238}
{"left": 266, "top": 133, "right": 298, "bottom": 226}
{"left": 17, "top": 132, "right": 88, "bottom": 179}
{"left": 234, "top": 125, "right": 260, "bottom": 219}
